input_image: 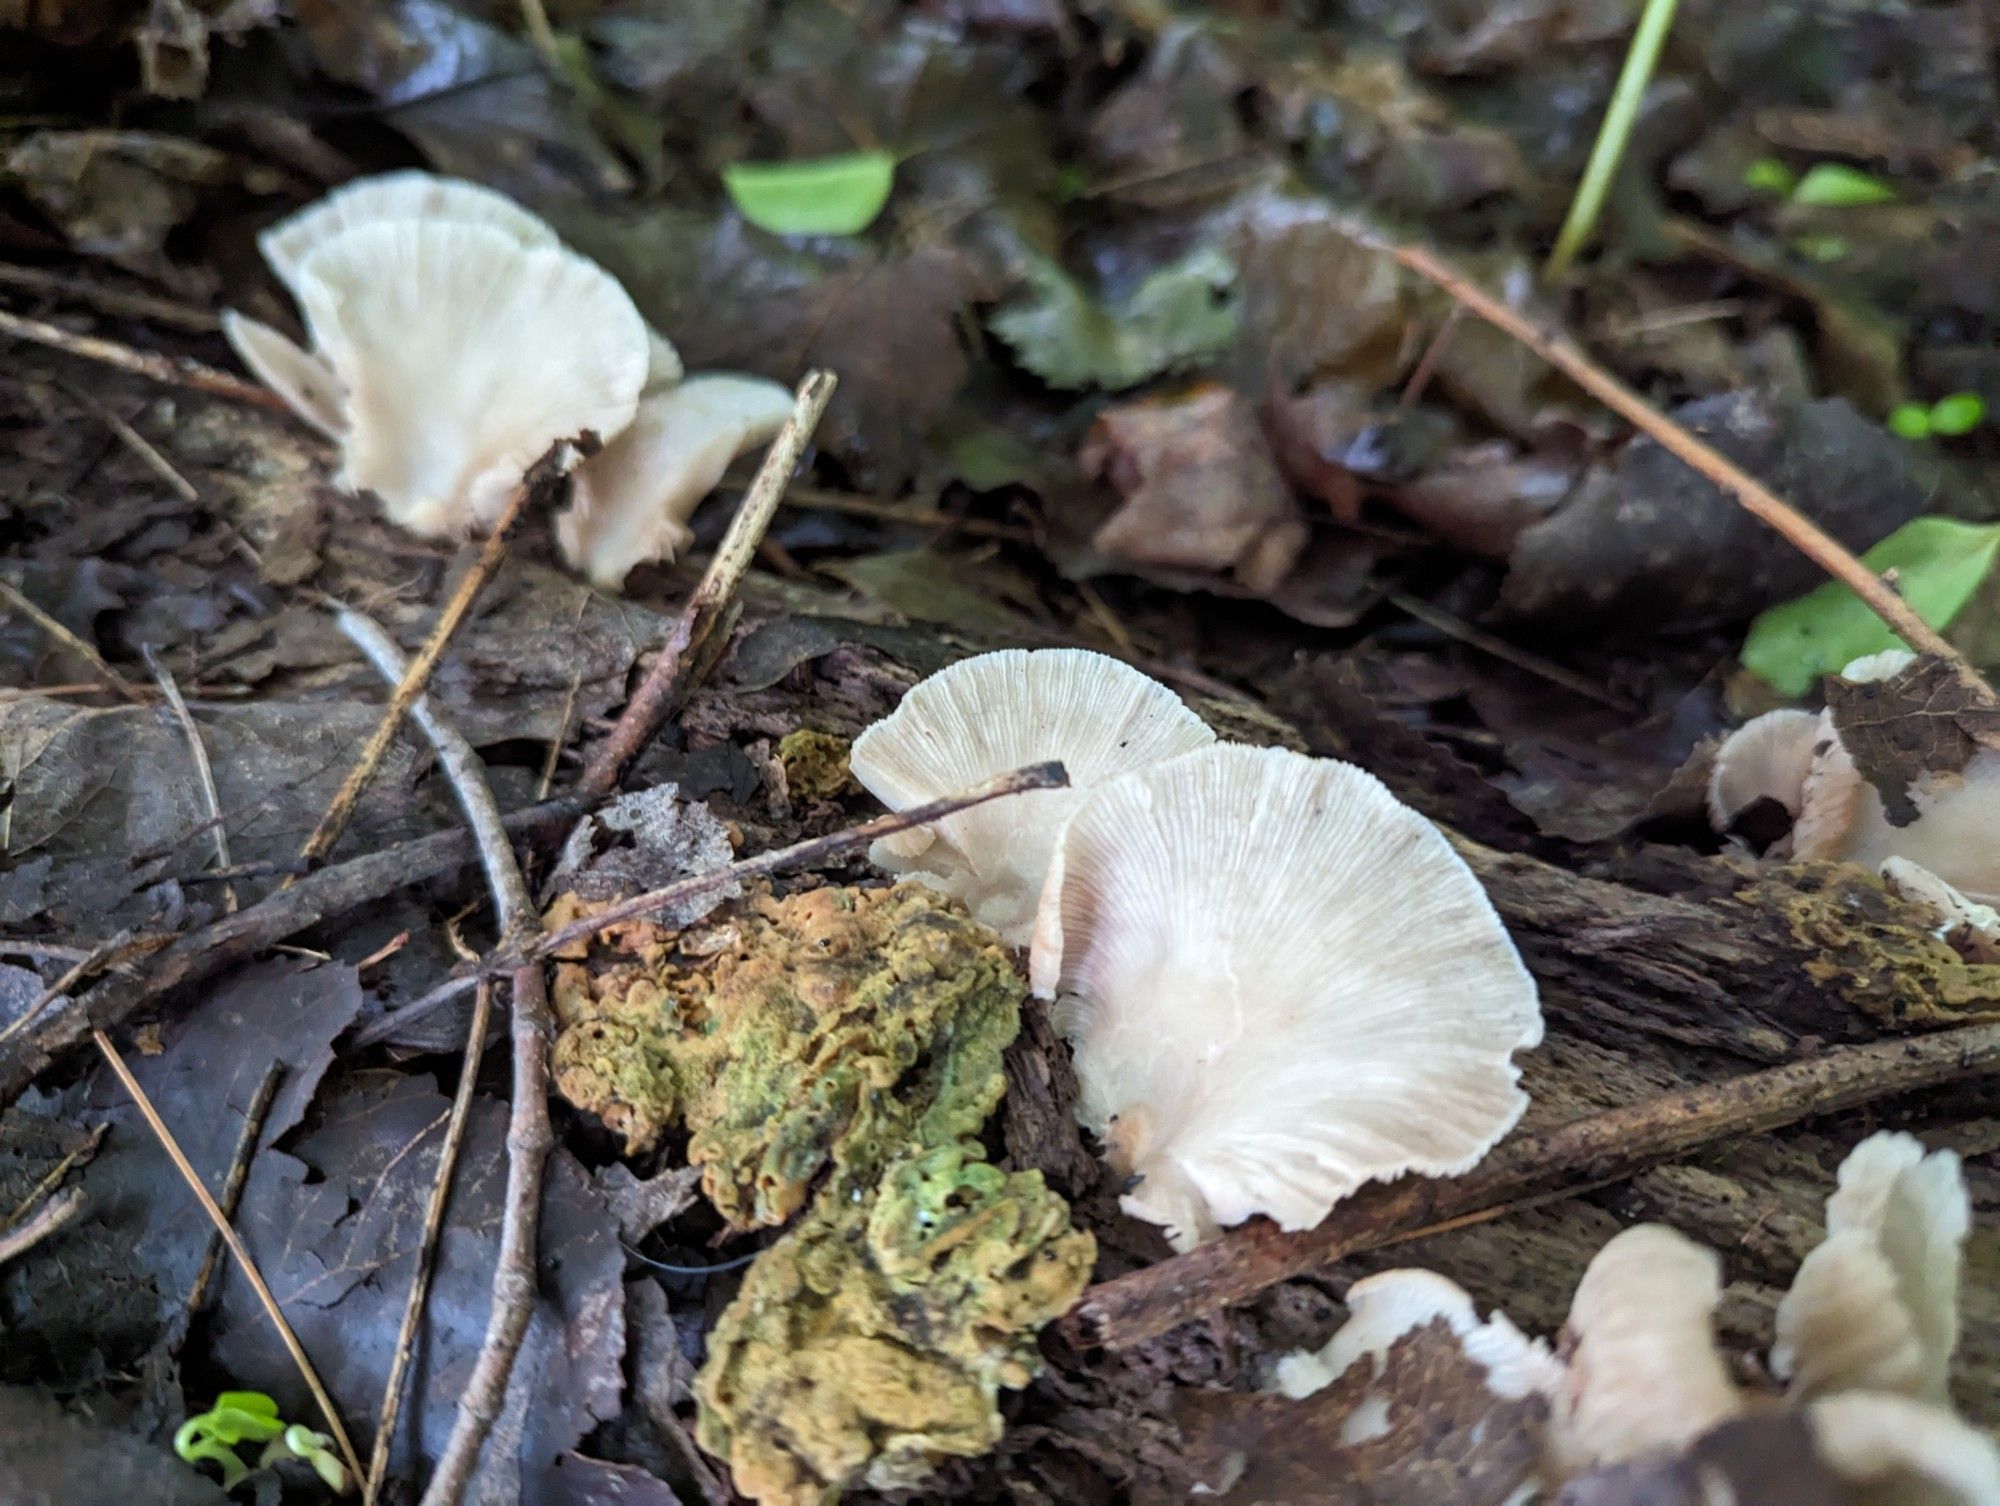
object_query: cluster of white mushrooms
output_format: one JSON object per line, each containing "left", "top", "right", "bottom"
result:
{"left": 1709, "top": 649, "right": 2000, "bottom": 945}
{"left": 1273, "top": 1132, "right": 1998, "bottom": 1504}
{"left": 223, "top": 171, "right": 794, "bottom": 590}
{"left": 849, "top": 647, "right": 1545, "bottom": 1252}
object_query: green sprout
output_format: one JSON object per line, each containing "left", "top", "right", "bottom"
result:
{"left": 1790, "top": 162, "right": 1897, "bottom": 208}
{"left": 1743, "top": 158, "right": 1799, "bottom": 196}
{"left": 1888, "top": 392, "right": 1987, "bottom": 441}
{"left": 175, "top": 1392, "right": 350, "bottom": 1495}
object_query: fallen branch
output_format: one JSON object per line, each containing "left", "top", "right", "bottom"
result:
{"left": 0, "top": 307, "right": 286, "bottom": 411}
{"left": 1371, "top": 235, "right": 1990, "bottom": 697}
{"left": 1063, "top": 1016, "right": 2000, "bottom": 1349}
{"left": 343, "top": 609, "right": 553, "bottom": 1506}
{"left": 184, "top": 1061, "right": 283, "bottom": 1315}
{"left": 354, "top": 758, "right": 1070, "bottom": 1046}
{"left": 0, "top": 1186, "right": 83, "bottom": 1267}
{"left": 577, "top": 370, "right": 837, "bottom": 798}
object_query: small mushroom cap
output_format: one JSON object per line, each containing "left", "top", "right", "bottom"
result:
{"left": 219, "top": 310, "right": 344, "bottom": 437}
{"left": 1272, "top": 1269, "right": 1560, "bottom": 1426}
{"left": 848, "top": 649, "right": 1217, "bottom": 946}
{"left": 555, "top": 374, "right": 794, "bottom": 591}
{"left": 1881, "top": 859, "right": 2000, "bottom": 961}
{"left": 1030, "top": 744, "right": 1541, "bottom": 1251}
{"left": 1707, "top": 708, "right": 1819, "bottom": 837}
{"left": 1774, "top": 1132, "right": 1968, "bottom": 1404}
{"left": 1551, "top": 1224, "right": 1740, "bottom": 1472}
{"left": 1807, "top": 1392, "right": 2000, "bottom": 1506}
{"left": 294, "top": 219, "right": 649, "bottom": 538}
{"left": 258, "top": 169, "right": 559, "bottom": 291}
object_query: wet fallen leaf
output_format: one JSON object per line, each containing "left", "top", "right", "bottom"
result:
{"left": 990, "top": 246, "right": 1241, "bottom": 392}
{"left": 1080, "top": 383, "right": 1307, "bottom": 593}
{"left": 1825, "top": 653, "right": 2000, "bottom": 827}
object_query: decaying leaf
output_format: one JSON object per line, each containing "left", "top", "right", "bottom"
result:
{"left": 1079, "top": 383, "right": 1307, "bottom": 593}
{"left": 1825, "top": 654, "right": 2000, "bottom": 827}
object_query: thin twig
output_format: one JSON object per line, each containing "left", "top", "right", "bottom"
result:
{"left": 2, "top": 1123, "right": 105, "bottom": 1232}
{"left": 337, "top": 609, "right": 535, "bottom": 928}
{"left": 1399, "top": 304, "right": 1464, "bottom": 407}
{"left": 0, "top": 263, "right": 219, "bottom": 330}
{"left": 1063, "top": 1016, "right": 2000, "bottom": 1349}
{"left": 777, "top": 484, "right": 1032, "bottom": 542}
{"left": 0, "top": 307, "right": 287, "bottom": 410}
{"left": 0, "top": 1186, "right": 84, "bottom": 1267}
{"left": 347, "top": 609, "right": 552, "bottom": 1506}
{"left": 78, "top": 389, "right": 201, "bottom": 504}
{"left": 578, "top": 371, "right": 837, "bottom": 798}
{"left": 1376, "top": 235, "right": 1987, "bottom": 692}
{"left": 296, "top": 468, "right": 551, "bottom": 870}
{"left": 144, "top": 645, "right": 236, "bottom": 912}
{"left": 92, "top": 1029, "right": 364, "bottom": 1485}
{"left": 0, "top": 578, "right": 145, "bottom": 701}
{"left": 355, "top": 759, "right": 1070, "bottom": 1047}
{"left": 416, "top": 964, "right": 551, "bottom": 1506}
{"left": 1383, "top": 590, "right": 1632, "bottom": 711}
{"left": 366, "top": 982, "right": 493, "bottom": 1506}
{"left": 185, "top": 1061, "right": 283, "bottom": 1313}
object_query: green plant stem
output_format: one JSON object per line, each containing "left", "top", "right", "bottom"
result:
{"left": 1545, "top": 0, "right": 1681, "bottom": 280}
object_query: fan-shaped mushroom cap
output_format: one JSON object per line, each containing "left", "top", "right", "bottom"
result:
{"left": 555, "top": 374, "right": 795, "bottom": 591}
{"left": 1807, "top": 1392, "right": 2000, "bottom": 1506}
{"left": 848, "top": 649, "right": 1216, "bottom": 946}
{"left": 259, "top": 169, "right": 559, "bottom": 291}
{"left": 1029, "top": 744, "right": 1541, "bottom": 1251}
{"left": 293, "top": 220, "right": 649, "bottom": 537}
{"left": 1881, "top": 859, "right": 2000, "bottom": 961}
{"left": 1775, "top": 1132, "right": 1968, "bottom": 1404}
{"left": 1707, "top": 708, "right": 1819, "bottom": 840}
{"left": 1272, "top": 1269, "right": 1561, "bottom": 1435}
{"left": 219, "top": 310, "right": 344, "bottom": 438}
{"left": 1549, "top": 1225, "right": 1740, "bottom": 1473}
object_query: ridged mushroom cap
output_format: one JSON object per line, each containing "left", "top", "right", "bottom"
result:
{"left": 1029, "top": 743, "right": 1541, "bottom": 1251}
{"left": 556, "top": 374, "right": 795, "bottom": 591}
{"left": 293, "top": 219, "right": 650, "bottom": 537}
{"left": 219, "top": 309, "right": 345, "bottom": 438}
{"left": 848, "top": 649, "right": 1217, "bottom": 946}
{"left": 1775, "top": 1132, "right": 1969, "bottom": 1404}
{"left": 1549, "top": 1224, "right": 1741, "bottom": 1472}
{"left": 1706, "top": 707, "right": 1819, "bottom": 840}
{"left": 1272, "top": 1268, "right": 1561, "bottom": 1438}
{"left": 258, "top": 169, "right": 559, "bottom": 291}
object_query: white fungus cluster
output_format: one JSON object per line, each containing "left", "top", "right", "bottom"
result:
{"left": 850, "top": 647, "right": 1544, "bottom": 1253}
{"left": 225, "top": 171, "right": 794, "bottom": 591}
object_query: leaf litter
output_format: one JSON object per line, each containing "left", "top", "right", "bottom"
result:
{"left": 5, "top": 0, "right": 2000, "bottom": 1502}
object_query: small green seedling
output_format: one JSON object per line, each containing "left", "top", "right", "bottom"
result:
{"left": 1789, "top": 162, "right": 1897, "bottom": 208}
{"left": 722, "top": 150, "right": 896, "bottom": 237}
{"left": 1743, "top": 157, "right": 1798, "bottom": 196}
{"left": 176, "top": 1392, "right": 350, "bottom": 1494}
{"left": 1888, "top": 392, "right": 1987, "bottom": 441}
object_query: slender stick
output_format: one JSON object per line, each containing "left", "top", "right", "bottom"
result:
{"left": 0, "top": 307, "right": 287, "bottom": 411}
{"left": 184, "top": 1061, "right": 284, "bottom": 1314}
{"left": 144, "top": 645, "right": 237, "bottom": 912}
{"left": 0, "top": 1186, "right": 84, "bottom": 1267}
{"left": 1063, "top": 1017, "right": 2000, "bottom": 1349}
{"left": 296, "top": 475, "right": 544, "bottom": 870}
{"left": 1379, "top": 235, "right": 1979, "bottom": 682}
{"left": 353, "top": 759, "right": 1071, "bottom": 1046}
{"left": 366, "top": 982, "right": 493, "bottom": 1506}
{"left": 347, "top": 609, "right": 553, "bottom": 1506}
{"left": 1544, "top": 0, "right": 1682, "bottom": 279}
{"left": 0, "top": 263, "right": 220, "bottom": 330}
{"left": 92, "top": 1029, "right": 365, "bottom": 1485}
{"left": 577, "top": 370, "right": 836, "bottom": 798}
{"left": 0, "top": 579, "right": 146, "bottom": 702}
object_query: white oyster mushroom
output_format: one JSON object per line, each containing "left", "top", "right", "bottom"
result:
{"left": 256, "top": 169, "right": 560, "bottom": 289}
{"left": 1273, "top": 1269, "right": 1561, "bottom": 1447}
{"left": 1880, "top": 859, "right": 2000, "bottom": 961}
{"left": 1775, "top": 1132, "right": 1969, "bottom": 1403}
{"left": 1706, "top": 707, "right": 1820, "bottom": 848}
{"left": 555, "top": 373, "right": 796, "bottom": 591}
{"left": 1029, "top": 743, "right": 1541, "bottom": 1251}
{"left": 848, "top": 649, "right": 1216, "bottom": 946}
{"left": 293, "top": 219, "right": 650, "bottom": 537}
{"left": 219, "top": 308, "right": 345, "bottom": 438}
{"left": 1807, "top": 1392, "right": 2000, "bottom": 1506}
{"left": 1549, "top": 1224, "right": 1740, "bottom": 1473}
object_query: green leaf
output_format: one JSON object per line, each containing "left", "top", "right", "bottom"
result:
{"left": 988, "top": 246, "right": 1241, "bottom": 392}
{"left": 1929, "top": 391, "right": 1987, "bottom": 437}
{"left": 1793, "top": 233, "right": 1850, "bottom": 263}
{"left": 1743, "top": 157, "right": 1798, "bottom": 195}
{"left": 1888, "top": 403, "right": 1934, "bottom": 440}
{"left": 1790, "top": 162, "right": 1896, "bottom": 207}
{"left": 214, "top": 1392, "right": 280, "bottom": 1421}
{"left": 722, "top": 151, "right": 896, "bottom": 237}
{"left": 1742, "top": 517, "right": 2000, "bottom": 695}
